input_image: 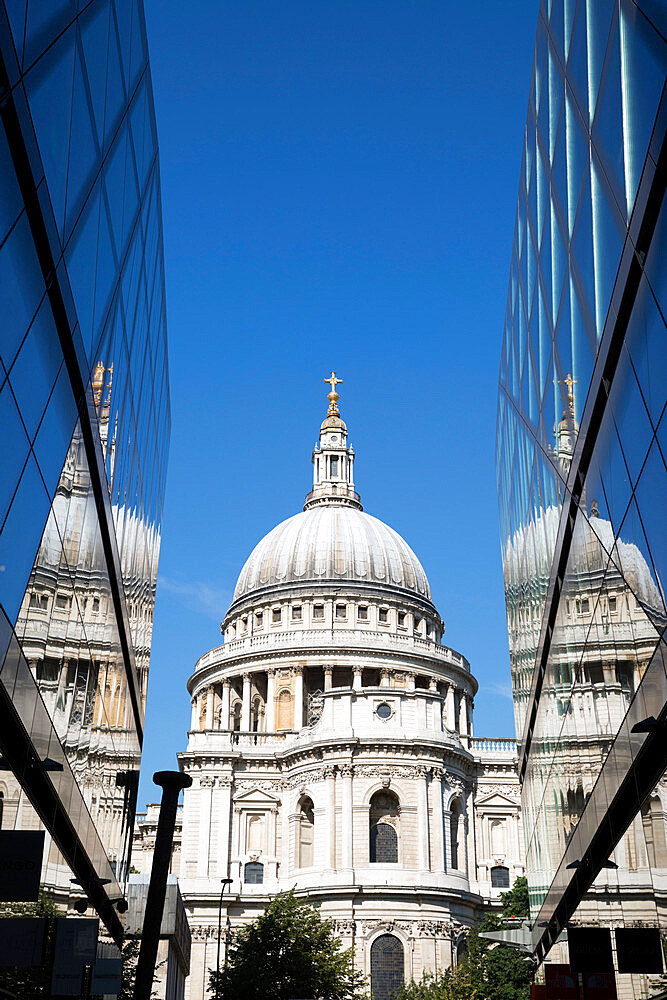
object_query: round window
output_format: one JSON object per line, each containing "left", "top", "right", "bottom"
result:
{"left": 376, "top": 703, "right": 392, "bottom": 720}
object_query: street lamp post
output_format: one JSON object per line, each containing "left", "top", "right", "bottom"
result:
{"left": 133, "top": 770, "right": 192, "bottom": 1000}
{"left": 216, "top": 877, "right": 233, "bottom": 999}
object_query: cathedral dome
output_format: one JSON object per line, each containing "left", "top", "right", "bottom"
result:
{"left": 232, "top": 505, "right": 431, "bottom": 602}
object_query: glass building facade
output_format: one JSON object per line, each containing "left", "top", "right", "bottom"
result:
{"left": 495, "top": 0, "right": 666, "bottom": 984}
{"left": 0, "top": 0, "right": 168, "bottom": 948}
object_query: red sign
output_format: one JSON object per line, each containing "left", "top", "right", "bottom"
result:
{"left": 582, "top": 973, "right": 617, "bottom": 1000}
{"left": 545, "top": 964, "right": 579, "bottom": 1000}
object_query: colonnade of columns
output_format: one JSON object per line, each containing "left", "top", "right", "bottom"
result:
{"left": 190, "top": 668, "right": 474, "bottom": 736}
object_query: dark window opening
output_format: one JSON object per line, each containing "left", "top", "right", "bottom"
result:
{"left": 370, "top": 934, "right": 404, "bottom": 1000}
{"left": 244, "top": 861, "right": 264, "bottom": 884}
{"left": 371, "top": 822, "right": 398, "bottom": 862}
{"left": 491, "top": 865, "right": 510, "bottom": 888}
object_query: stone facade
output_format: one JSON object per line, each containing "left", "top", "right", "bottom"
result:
{"left": 137, "top": 383, "right": 524, "bottom": 999}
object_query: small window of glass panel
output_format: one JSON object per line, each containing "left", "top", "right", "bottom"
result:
{"left": 255, "top": 612, "right": 263, "bottom": 627}
{"left": 335, "top": 604, "right": 346, "bottom": 619}
{"left": 376, "top": 703, "right": 392, "bottom": 720}
{"left": 291, "top": 605, "right": 302, "bottom": 620}
{"left": 358, "top": 605, "right": 368, "bottom": 620}
{"left": 491, "top": 865, "right": 510, "bottom": 888}
{"left": 313, "top": 604, "right": 324, "bottom": 619}
{"left": 370, "top": 822, "right": 398, "bottom": 863}
{"left": 244, "top": 861, "right": 264, "bottom": 884}
{"left": 330, "top": 457, "right": 338, "bottom": 476}
{"left": 272, "top": 608, "right": 281, "bottom": 623}
{"left": 379, "top": 608, "right": 388, "bottom": 623}
{"left": 397, "top": 612, "right": 406, "bottom": 626}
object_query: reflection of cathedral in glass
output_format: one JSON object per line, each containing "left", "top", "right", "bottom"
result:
{"left": 496, "top": 0, "right": 666, "bottom": 989}
{"left": 0, "top": 0, "right": 168, "bottom": 952}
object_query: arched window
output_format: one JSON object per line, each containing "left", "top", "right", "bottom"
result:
{"left": 369, "top": 791, "right": 399, "bottom": 863}
{"left": 642, "top": 796, "right": 667, "bottom": 869}
{"left": 370, "top": 934, "right": 404, "bottom": 1000}
{"left": 232, "top": 702, "right": 241, "bottom": 731}
{"left": 276, "top": 689, "right": 292, "bottom": 730}
{"left": 450, "top": 799, "right": 463, "bottom": 870}
{"left": 251, "top": 698, "right": 262, "bottom": 732}
{"left": 244, "top": 861, "right": 264, "bottom": 884}
{"left": 491, "top": 865, "right": 510, "bottom": 888}
{"left": 298, "top": 796, "right": 314, "bottom": 868}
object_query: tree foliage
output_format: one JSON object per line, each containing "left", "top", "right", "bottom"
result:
{"left": 208, "top": 890, "right": 367, "bottom": 1000}
{"left": 397, "top": 878, "right": 533, "bottom": 1000}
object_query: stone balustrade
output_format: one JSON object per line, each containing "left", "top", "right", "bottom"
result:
{"left": 192, "top": 628, "right": 470, "bottom": 675}
{"left": 470, "top": 736, "right": 517, "bottom": 754}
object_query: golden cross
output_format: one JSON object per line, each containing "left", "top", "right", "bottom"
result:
{"left": 563, "top": 371, "right": 576, "bottom": 418}
{"left": 324, "top": 371, "right": 343, "bottom": 394}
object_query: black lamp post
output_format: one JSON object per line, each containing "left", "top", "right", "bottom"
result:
{"left": 216, "top": 877, "right": 233, "bottom": 998}
{"left": 133, "top": 770, "right": 192, "bottom": 1000}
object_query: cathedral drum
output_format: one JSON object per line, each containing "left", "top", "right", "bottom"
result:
{"left": 162, "top": 377, "right": 523, "bottom": 999}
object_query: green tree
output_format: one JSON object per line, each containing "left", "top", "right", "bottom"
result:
{"left": 397, "top": 878, "right": 533, "bottom": 1000}
{"left": 208, "top": 890, "right": 367, "bottom": 1000}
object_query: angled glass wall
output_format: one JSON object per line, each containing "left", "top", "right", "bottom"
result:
{"left": 496, "top": 0, "right": 666, "bottom": 985}
{"left": 0, "top": 0, "right": 168, "bottom": 947}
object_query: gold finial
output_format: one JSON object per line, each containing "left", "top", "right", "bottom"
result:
{"left": 324, "top": 371, "right": 343, "bottom": 415}
{"left": 104, "top": 362, "right": 114, "bottom": 407}
{"left": 92, "top": 361, "right": 105, "bottom": 407}
{"left": 562, "top": 371, "right": 576, "bottom": 419}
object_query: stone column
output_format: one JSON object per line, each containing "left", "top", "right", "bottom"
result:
{"left": 417, "top": 766, "right": 431, "bottom": 872}
{"left": 433, "top": 770, "right": 446, "bottom": 872}
{"left": 465, "top": 784, "right": 475, "bottom": 879}
{"left": 294, "top": 667, "right": 304, "bottom": 730}
{"left": 190, "top": 697, "right": 197, "bottom": 730}
{"left": 324, "top": 765, "right": 337, "bottom": 870}
{"left": 221, "top": 680, "right": 231, "bottom": 730}
{"left": 232, "top": 806, "right": 242, "bottom": 880}
{"left": 446, "top": 684, "right": 455, "bottom": 730}
{"left": 94, "top": 661, "right": 105, "bottom": 726}
{"left": 341, "top": 764, "right": 354, "bottom": 870}
{"left": 241, "top": 673, "right": 251, "bottom": 730}
{"left": 467, "top": 697, "right": 474, "bottom": 736}
{"left": 380, "top": 668, "right": 390, "bottom": 688}
{"left": 266, "top": 670, "right": 275, "bottom": 731}
{"left": 512, "top": 812, "right": 521, "bottom": 869}
{"left": 217, "top": 776, "right": 233, "bottom": 877}
{"left": 352, "top": 666, "right": 363, "bottom": 691}
{"left": 324, "top": 667, "right": 333, "bottom": 691}
{"left": 197, "top": 777, "right": 214, "bottom": 877}
{"left": 205, "top": 687, "right": 214, "bottom": 729}
{"left": 407, "top": 671, "right": 416, "bottom": 692}
{"left": 458, "top": 691, "right": 467, "bottom": 736}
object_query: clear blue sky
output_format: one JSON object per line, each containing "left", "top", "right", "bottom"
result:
{"left": 139, "top": 1, "right": 538, "bottom": 808}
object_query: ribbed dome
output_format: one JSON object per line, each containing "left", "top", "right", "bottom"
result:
{"left": 232, "top": 506, "right": 431, "bottom": 602}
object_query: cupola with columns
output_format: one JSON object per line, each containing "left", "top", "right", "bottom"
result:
{"left": 305, "top": 371, "right": 360, "bottom": 510}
